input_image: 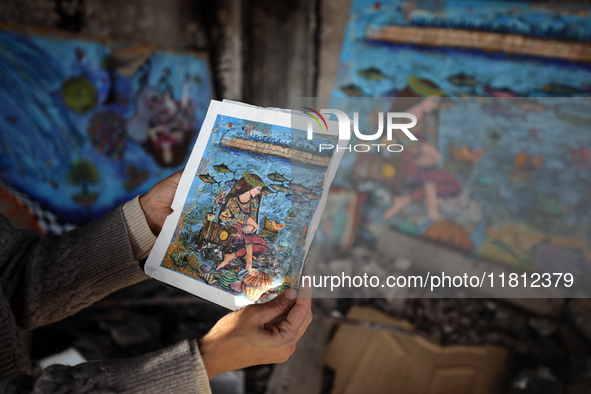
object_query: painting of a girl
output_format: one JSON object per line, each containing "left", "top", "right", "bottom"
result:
{"left": 215, "top": 171, "right": 269, "bottom": 273}
{"left": 381, "top": 97, "right": 462, "bottom": 222}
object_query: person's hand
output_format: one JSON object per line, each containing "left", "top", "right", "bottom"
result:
{"left": 243, "top": 216, "right": 258, "bottom": 234}
{"left": 139, "top": 170, "right": 183, "bottom": 236}
{"left": 198, "top": 282, "right": 313, "bottom": 379}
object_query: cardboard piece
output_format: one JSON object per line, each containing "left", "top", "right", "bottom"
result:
{"left": 326, "top": 306, "right": 507, "bottom": 394}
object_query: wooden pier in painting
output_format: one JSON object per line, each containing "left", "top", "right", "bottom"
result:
{"left": 220, "top": 137, "right": 331, "bottom": 167}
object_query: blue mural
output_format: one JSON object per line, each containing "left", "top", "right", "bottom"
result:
{"left": 328, "top": 0, "right": 591, "bottom": 272}
{"left": 335, "top": 1, "right": 591, "bottom": 99}
{"left": 0, "top": 26, "right": 213, "bottom": 225}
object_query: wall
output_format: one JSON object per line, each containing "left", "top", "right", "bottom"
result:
{"left": 0, "top": 0, "right": 339, "bottom": 107}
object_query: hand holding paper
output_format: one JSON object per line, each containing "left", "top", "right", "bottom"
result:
{"left": 139, "top": 170, "right": 182, "bottom": 236}
{"left": 197, "top": 282, "right": 313, "bottom": 379}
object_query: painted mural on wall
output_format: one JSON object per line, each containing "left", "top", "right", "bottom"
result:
{"left": 329, "top": 0, "right": 591, "bottom": 272}
{"left": 0, "top": 24, "right": 213, "bottom": 227}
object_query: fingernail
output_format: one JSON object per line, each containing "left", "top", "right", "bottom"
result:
{"left": 286, "top": 288, "right": 298, "bottom": 300}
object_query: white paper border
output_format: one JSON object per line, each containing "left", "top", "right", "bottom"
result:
{"left": 145, "top": 100, "right": 346, "bottom": 310}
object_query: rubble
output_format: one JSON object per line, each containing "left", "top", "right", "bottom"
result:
{"left": 27, "top": 244, "right": 591, "bottom": 392}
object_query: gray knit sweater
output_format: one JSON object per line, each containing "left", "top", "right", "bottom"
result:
{"left": 0, "top": 198, "right": 211, "bottom": 393}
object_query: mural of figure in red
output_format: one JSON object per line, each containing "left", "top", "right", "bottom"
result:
{"left": 382, "top": 97, "right": 462, "bottom": 222}
{"left": 216, "top": 172, "right": 269, "bottom": 273}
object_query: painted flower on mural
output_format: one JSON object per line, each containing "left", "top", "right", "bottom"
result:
{"left": 87, "top": 110, "right": 126, "bottom": 160}
{"left": 128, "top": 72, "right": 198, "bottom": 167}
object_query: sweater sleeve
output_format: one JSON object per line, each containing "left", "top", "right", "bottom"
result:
{"left": 0, "top": 206, "right": 148, "bottom": 331}
{"left": 0, "top": 340, "right": 211, "bottom": 394}
{"left": 0, "top": 204, "right": 213, "bottom": 392}
{"left": 121, "top": 196, "right": 157, "bottom": 261}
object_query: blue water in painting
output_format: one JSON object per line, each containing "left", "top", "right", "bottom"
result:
{"left": 163, "top": 114, "right": 334, "bottom": 297}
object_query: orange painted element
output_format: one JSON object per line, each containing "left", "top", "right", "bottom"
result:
{"left": 515, "top": 150, "right": 544, "bottom": 170}
{"left": 241, "top": 271, "right": 273, "bottom": 302}
{"left": 264, "top": 217, "right": 286, "bottom": 233}
{"left": 424, "top": 220, "right": 474, "bottom": 253}
{"left": 0, "top": 188, "right": 45, "bottom": 236}
{"left": 450, "top": 142, "right": 485, "bottom": 163}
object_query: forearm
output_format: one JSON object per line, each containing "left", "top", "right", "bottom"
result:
{"left": 10, "top": 204, "right": 149, "bottom": 330}
{"left": 0, "top": 340, "right": 211, "bottom": 393}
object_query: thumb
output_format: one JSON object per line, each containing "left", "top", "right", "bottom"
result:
{"left": 248, "top": 289, "right": 297, "bottom": 324}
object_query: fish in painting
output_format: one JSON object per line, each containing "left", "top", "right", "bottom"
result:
{"left": 447, "top": 72, "right": 480, "bottom": 87}
{"left": 340, "top": 83, "right": 365, "bottom": 97}
{"left": 288, "top": 182, "right": 311, "bottom": 193}
{"left": 302, "top": 191, "right": 320, "bottom": 201}
{"left": 270, "top": 183, "right": 291, "bottom": 193}
{"left": 267, "top": 171, "right": 290, "bottom": 183}
{"left": 358, "top": 66, "right": 388, "bottom": 81}
{"left": 198, "top": 173, "right": 220, "bottom": 184}
{"left": 542, "top": 83, "right": 591, "bottom": 96}
{"left": 214, "top": 162, "right": 236, "bottom": 175}
{"left": 286, "top": 193, "right": 308, "bottom": 203}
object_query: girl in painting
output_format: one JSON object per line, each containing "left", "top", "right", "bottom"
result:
{"left": 381, "top": 97, "right": 462, "bottom": 222}
{"left": 215, "top": 172, "right": 269, "bottom": 273}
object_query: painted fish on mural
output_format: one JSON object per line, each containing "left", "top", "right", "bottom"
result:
{"left": 340, "top": 83, "right": 365, "bottom": 97}
{"left": 358, "top": 66, "right": 388, "bottom": 81}
{"left": 447, "top": 72, "right": 480, "bottom": 87}
{"left": 542, "top": 83, "right": 591, "bottom": 96}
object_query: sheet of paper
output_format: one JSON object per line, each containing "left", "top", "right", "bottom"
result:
{"left": 145, "top": 100, "right": 346, "bottom": 310}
